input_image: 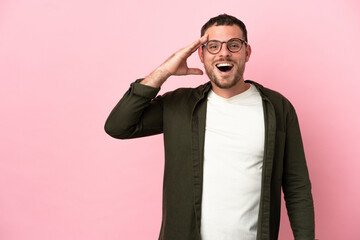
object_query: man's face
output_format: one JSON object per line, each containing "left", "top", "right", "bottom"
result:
{"left": 198, "top": 25, "right": 251, "bottom": 90}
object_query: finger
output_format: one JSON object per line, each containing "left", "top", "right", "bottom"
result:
{"left": 185, "top": 34, "right": 208, "bottom": 55}
{"left": 187, "top": 68, "right": 204, "bottom": 75}
{"left": 199, "top": 33, "right": 209, "bottom": 44}
{"left": 191, "top": 34, "right": 208, "bottom": 51}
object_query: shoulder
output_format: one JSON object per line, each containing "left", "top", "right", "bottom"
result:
{"left": 247, "top": 80, "right": 296, "bottom": 112}
{"left": 247, "top": 80, "right": 300, "bottom": 132}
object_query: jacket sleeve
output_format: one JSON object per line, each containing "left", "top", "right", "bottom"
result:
{"left": 104, "top": 79, "right": 164, "bottom": 139}
{"left": 282, "top": 106, "right": 315, "bottom": 240}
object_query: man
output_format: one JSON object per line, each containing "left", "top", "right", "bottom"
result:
{"left": 105, "top": 14, "right": 315, "bottom": 240}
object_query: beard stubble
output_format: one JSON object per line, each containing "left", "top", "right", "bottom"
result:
{"left": 204, "top": 59, "right": 245, "bottom": 89}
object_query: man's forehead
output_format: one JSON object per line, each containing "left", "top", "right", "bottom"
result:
{"left": 205, "top": 25, "right": 244, "bottom": 40}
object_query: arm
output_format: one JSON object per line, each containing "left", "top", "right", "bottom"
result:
{"left": 282, "top": 107, "right": 315, "bottom": 239}
{"left": 104, "top": 80, "right": 163, "bottom": 139}
{"left": 104, "top": 35, "right": 208, "bottom": 139}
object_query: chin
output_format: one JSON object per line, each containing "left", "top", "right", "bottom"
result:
{"left": 212, "top": 77, "right": 239, "bottom": 89}
{"left": 205, "top": 66, "right": 244, "bottom": 90}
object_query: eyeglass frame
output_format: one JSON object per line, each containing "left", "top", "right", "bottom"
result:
{"left": 202, "top": 38, "right": 248, "bottom": 54}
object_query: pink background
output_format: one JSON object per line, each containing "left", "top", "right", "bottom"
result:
{"left": 1, "top": 0, "right": 359, "bottom": 239}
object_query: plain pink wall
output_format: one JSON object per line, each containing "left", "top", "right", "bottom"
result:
{"left": 1, "top": 0, "right": 359, "bottom": 239}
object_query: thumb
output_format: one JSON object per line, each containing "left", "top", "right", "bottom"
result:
{"left": 187, "top": 68, "right": 204, "bottom": 75}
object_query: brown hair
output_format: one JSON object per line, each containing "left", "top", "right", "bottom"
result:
{"left": 201, "top": 14, "right": 248, "bottom": 42}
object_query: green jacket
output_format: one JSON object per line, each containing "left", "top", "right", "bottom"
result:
{"left": 105, "top": 79, "right": 315, "bottom": 240}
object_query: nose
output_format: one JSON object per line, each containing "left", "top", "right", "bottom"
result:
{"left": 218, "top": 42, "right": 231, "bottom": 57}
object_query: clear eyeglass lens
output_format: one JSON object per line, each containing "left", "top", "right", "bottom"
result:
{"left": 228, "top": 40, "right": 242, "bottom": 52}
{"left": 207, "top": 41, "right": 221, "bottom": 53}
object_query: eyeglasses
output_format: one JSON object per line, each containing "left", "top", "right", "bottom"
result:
{"left": 202, "top": 38, "right": 247, "bottom": 54}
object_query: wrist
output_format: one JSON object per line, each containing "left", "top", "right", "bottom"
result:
{"left": 141, "top": 68, "right": 171, "bottom": 88}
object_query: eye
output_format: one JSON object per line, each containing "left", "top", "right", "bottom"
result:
{"left": 228, "top": 40, "right": 242, "bottom": 50}
{"left": 208, "top": 43, "right": 219, "bottom": 49}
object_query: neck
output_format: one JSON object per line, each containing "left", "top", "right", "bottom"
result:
{"left": 211, "top": 79, "right": 250, "bottom": 98}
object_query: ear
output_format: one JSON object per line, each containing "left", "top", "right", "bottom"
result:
{"left": 245, "top": 44, "right": 252, "bottom": 62}
{"left": 198, "top": 46, "right": 204, "bottom": 63}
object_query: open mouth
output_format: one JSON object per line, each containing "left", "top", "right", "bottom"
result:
{"left": 216, "top": 63, "right": 234, "bottom": 72}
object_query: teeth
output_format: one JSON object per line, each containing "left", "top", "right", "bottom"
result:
{"left": 216, "top": 63, "right": 233, "bottom": 67}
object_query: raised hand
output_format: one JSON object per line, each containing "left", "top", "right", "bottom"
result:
{"left": 141, "top": 34, "right": 208, "bottom": 88}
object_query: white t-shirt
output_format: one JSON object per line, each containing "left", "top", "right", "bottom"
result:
{"left": 201, "top": 84, "right": 265, "bottom": 240}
